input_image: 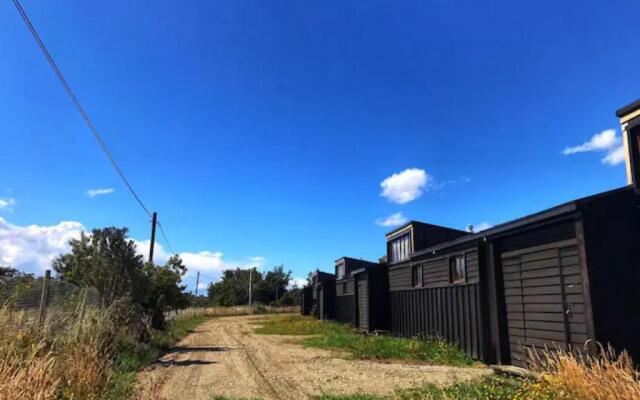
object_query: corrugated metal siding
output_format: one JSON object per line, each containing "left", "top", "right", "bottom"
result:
{"left": 390, "top": 284, "right": 484, "bottom": 359}
{"left": 357, "top": 277, "right": 369, "bottom": 331}
{"left": 501, "top": 238, "right": 588, "bottom": 367}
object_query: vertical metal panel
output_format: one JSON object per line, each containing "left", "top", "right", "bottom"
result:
{"left": 389, "top": 283, "right": 483, "bottom": 361}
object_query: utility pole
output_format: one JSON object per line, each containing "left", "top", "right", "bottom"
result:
{"left": 194, "top": 271, "right": 200, "bottom": 308}
{"left": 248, "top": 267, "right": 253, "bottom": 313}
{"left": 149, "top": 212, "right": 157, "bottom": 264}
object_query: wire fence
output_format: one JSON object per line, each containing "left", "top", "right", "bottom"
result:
{"left": 166, "top": 303, "right": 300, "bottom": 320}
{"left": 0, "top": 270, "right": 102, "bottom": 335}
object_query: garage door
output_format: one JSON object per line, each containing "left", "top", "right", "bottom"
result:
{"left": 501, "top": 238, "right": 589, "bottom": 367}
{"left": 357, "top": 276, "right": 369, "bottom": 331}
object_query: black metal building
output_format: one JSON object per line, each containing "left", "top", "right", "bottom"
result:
{"left": 334, "top": 257, "right": 380, "bottom": 326}
{"left": 310, "top": 270, "right": 336, "bottom": 320}
{"left": 384, "top": 100, "right": 640, "bottom": 366}
{"left": 353, "top": 262, "right": 390, "bottom": 332}
{"left": 300, "top": 286, "right": 313, "bottom": 316}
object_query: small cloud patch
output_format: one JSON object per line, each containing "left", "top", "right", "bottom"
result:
{"left": 0, "top": 198, "right": 16, "bottom": 211}
{"left": 380, "top": 168, "right": 430, "bottom": 204}
{"left": 87, "top": 188, "right": 115, "bottom": 198}
{"left": 376, "top": 212, "right": 408, "bottom": 227}
{"left": 563, "top": 129, "right": 625, "bottom": 166}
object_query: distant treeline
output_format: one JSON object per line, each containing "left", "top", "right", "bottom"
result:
{"left": 207, "top": 265, "right": 300, "bottom": 306}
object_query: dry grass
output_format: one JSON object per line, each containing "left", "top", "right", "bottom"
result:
{"left": 0, "top": 306, "right": 115, "bottom": 400}
{"left": 525, "top": 343, "right": 640, "bottom": 400}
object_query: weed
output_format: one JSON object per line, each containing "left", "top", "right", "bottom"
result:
{"left": 254, "top": 316, "right": 473, "bottom": 366}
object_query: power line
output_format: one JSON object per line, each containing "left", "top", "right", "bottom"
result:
{"left": 156, "top": 221, "right": 175, "bottom": 254}
{"left": 12, "top": 0, "right": 152, "bottom": 219}
{"left": 13, "top": 0, "right": 178, "bottom": 255}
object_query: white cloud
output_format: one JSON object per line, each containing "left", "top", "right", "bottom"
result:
{"left": 0, "top": 198, "right": 17, "bottom": 211}
{"left": 0, "top": 217, "right": 85, "bottom": 273}
{"left": 87, "top": 188, "right": 114, "bottom": 198}
{"left": 432, "top": 177, "right": 471, "bottom": 190}
{"left": 380, "top": 168, "right": 430, "bottom": 204}
{"left": 466, "top": 222, "right": 493, "bottom": 233}
{"left": 601, "top": 145, "right": 626, "bottom": 166}
{"left": 135, "top": 239, "right": 265, "bottom": 280}
{"left": 376, "top": 212, "right": 408, "bottom": 227}
{"left": 288, "top": 277, "right": 307, "bottom": 289}
{"left": 197, "top": 282, "right": 209, "bottom": 290}
{"left": 563, "top": 129, "right": 625, "bottom": 166}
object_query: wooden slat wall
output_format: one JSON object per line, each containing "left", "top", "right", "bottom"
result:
{"left": 389, "top": 264, "right": 412, "bottom": 291}
{"left": 501, "top": 239, "right": 588, "bottom": 367}
{"left": 389, "top": 250, "right": 479, "bottom": 291}
{"left": 390, "top": 283, "right": 483, "bottom": 359}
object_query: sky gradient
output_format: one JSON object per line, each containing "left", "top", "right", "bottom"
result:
{"left": 1, "top": 0, "right": 639, "bottom": 292}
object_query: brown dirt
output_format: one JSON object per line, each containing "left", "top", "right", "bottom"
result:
{"left": 136, "top": 315, "right": 492, "bottom": 400}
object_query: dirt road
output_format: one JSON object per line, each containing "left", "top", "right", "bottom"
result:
{"left": 137, "top": 315, "right": 491, "bottom": 400}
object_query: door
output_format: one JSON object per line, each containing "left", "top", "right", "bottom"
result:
{"left": 501, "top": 238, "right": 588, "bottom": 367}
{"left": 319, "top": 288, "right": 324, "bottom": 319}
{"left": 357, "top": 275, "right": 369, "bottom": 331}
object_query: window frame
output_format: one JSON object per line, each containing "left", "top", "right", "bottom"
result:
{"left": 389, "top": 234, "right": 412, "bottom": 264}
{"left": 411, "top": 263, "right": 423, "bottom": 288}
{"left": 449, "top": 254, "right": 466, "bottom": 285}
{"left": 336, "top": 264, "right": 345, "bottom": 280}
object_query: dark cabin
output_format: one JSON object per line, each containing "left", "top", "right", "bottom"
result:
{"left": 352, "top": 261, "right": 390, "bottom": 332}
{"left": 334, "top": 257, "right": 379, "bottom": 325}
{"left": 384, "top": 114, "right": 640, "bottom": 366}
{"left": 310, "top": 270, "right": 336, "bottom": 320}
{"left": 300, "top": 286, "right": 313, "bottom": 316}
{"left": 385, "top": 222, "right": 484, "bottom": 356}
{"left": 385, "top": 185, "right": 640, "bottom": 367}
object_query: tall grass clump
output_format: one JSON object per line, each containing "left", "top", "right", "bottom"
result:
{"left": 521, "top": 344, "right": 640, "bottom": 400}
{"left": 0, "top": 300, "right": 140, "bottom": 400}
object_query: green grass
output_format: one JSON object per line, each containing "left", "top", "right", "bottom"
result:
{"left": 253, "top": 316, "right": 474, "bottom": 367}
{"left": 254, "top": 315, "right": 351, "bottom": 336}
{"left": 315, "top": 376, "right": 525, "bottom": 400}
{"left": 102, "top": 315, "right": 212, "bottom": 400}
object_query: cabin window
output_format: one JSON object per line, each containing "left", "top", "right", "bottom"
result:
{"left": 412, "top": 264, "right": 423, "bottom": 287}
{"left": 389, "top": 234, "right": 411, "bottom": 263}
{"left": 342, "top": 282, "right": 347, "bottom": 294}
{"left": 337, "top": 264, "right": 345, "bottom": 280}
{"left": 449, "top": 255, "right": 466, "bottom": 284}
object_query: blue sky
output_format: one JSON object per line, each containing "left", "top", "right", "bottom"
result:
{"left": 1, "top": 0, "right": 639, "bottom": 292}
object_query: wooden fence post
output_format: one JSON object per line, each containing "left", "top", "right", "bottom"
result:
{"left": 75, "top": 288, "right": 88, "bottom": 341}
{"left": 38, "top": 270, "right": 51, "bottom": 324}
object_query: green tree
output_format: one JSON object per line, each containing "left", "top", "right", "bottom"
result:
{"left": 207, "top": 265, "right": 292, "bottom": 306}
{"left": 52, "top": 227, "right": 146, "bottom": 306}
{"left": 0, "top": 266, "right": 33, "bottom": 284}
{"left": 207, "top": 268, "right": 261, "bottom": 306}
{"left": 260, "top": 265, "right": 291, "bottom": 304}
{"left": 143, "top": 255, "right": 189, "bottom": 329}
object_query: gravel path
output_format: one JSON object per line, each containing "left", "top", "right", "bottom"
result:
{"left": 137, "top": 315, "right": 492, "bottom": 400}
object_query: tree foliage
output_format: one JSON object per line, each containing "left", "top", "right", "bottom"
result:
{"left": 53, "top": 227, "right": 189, "bottom": 328}
{"left": 207, "top": 265, "right": 292, "bottom": 306}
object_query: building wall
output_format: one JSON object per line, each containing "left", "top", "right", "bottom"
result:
{"left": 388, "top": 245, "right": 485, "bottom": 360}
{"left": 582, "top": 188, "right": 640, "bottom": 363}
